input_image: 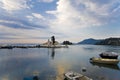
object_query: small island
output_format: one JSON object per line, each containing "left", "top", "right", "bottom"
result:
{"left": 41, "top": 36, "right": 68, "bottom": 48}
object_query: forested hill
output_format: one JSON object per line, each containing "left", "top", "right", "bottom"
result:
{"left": 78, "top": 38, "right": 102, "bottom": 44}
{"left": 96, "top": 38, "right": 120, "bottom": 46}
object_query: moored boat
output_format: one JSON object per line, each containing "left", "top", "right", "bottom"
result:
{"left": 99, "top": 52, "right": 118, "bottom": 59}
{"left": 64, "top": 71, "right": 92, "bottom": 80}
{"left": 90, "top": 57, "right": 119, "bottom": 65}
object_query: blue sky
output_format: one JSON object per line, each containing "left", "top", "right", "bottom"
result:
{"left": 0, "top": 0, "right": 120, "bottom": 43}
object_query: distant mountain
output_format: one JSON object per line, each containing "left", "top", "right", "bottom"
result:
{"left": 96, "top": 37, "right": 120, "bottom": 46}
{"left": 78, "top": 38, "right": 102, "bottom": 44}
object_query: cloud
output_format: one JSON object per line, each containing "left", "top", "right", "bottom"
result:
{"left": 38, "top": 0, "right": 54, "bottom": 3}
{"left": 46, "top": 0, "right": 120, "bottom": 37}
{"left": 47, "top": 0, "right": 100, "bottom": 36}
{"left": 26, "top": 13, "right": 45, "bottom": 22}
{"left": 0, "top": 0, "right": 120, "bottom": 43}
{"left": 0, "top": 19, "right": 47, "bottom": 29}
{"left": 32, "top": 13, "right": 45, "bottom": 20}
{"left": 0, "top": 25, "right": 52, "bottom": 43}
{"left": 0, "top": 0, "right": 30, "bottom": 12}
{"left": 26, "top": 13, "right": 49, "bottom": 28}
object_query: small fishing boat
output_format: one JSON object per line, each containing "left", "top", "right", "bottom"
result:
{"left": 64, "top": 71, "right": 92, "bottom": 80}
{"left": 90, "top": 57, "right": 119, "bottom": 65}
{"left": 99, "top": 52, "right": 118, "bottom": 59}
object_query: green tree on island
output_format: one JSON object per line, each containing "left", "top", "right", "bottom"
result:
{"left": 63, "top": 41, "right": 73, "bottom": 45}
{"left": 51, "top": 36, "right": 55, "bottom": 45}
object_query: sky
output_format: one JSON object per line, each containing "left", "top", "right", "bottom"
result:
{"left": 0, "top": 0, "right": 120, "bottom": 43}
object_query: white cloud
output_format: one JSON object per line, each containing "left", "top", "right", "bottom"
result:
{"left": 47, "top": 0, "right": 100, "bottom": 35}
{"left": 0, "top": 25, "right": 52, "bottom": 43}
{"left": 26, "top": 13, "right": 45, "bottom": 21}
{"left": 38, "top": 0, "right": 54, "bottom": 3}
{"left": 32, "top": 13, "right": 45, "bottom": 20}
{"left": 46, "top": 0, "right": 120, "bottom": 37}
{"left": 0, "top": 0, "right": 30, "bottom": 12}
{"left": 26, "top": 13, "right": 48, "bottom": 27}
{"left": 112, "top": 5, "right": 120, "bottom": 13}
{"left": 0, "top": 20, "right": 34, "bottom": 29}
{"left": 26, "top": 15, "right": 34, "bottom": 21}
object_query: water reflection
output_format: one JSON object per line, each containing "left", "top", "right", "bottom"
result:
{"left": 23, "top": 76, "right": 39, "bottom": 80}
{"left": 51, "top": 48, "right": 55, "bottom": 59}
{"left": 47, "top": 48, "right": 55, "bottom": 59}
{"left": 90, "top": 62, "right": 120, "bottom": 70}
{"left": 33, "top": 76, "right": 39, "bottom": 80}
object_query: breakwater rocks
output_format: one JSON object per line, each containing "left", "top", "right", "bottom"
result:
{"left": 0, "top": 45, "right": 68, "bottom": 49}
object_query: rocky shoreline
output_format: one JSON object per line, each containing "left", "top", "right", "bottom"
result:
{"left": 0, "top": 45, "right": 68, "bottom": 49}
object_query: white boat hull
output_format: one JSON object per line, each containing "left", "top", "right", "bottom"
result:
{"left": 64, "top": 71, "right": 92, "bottom": 80}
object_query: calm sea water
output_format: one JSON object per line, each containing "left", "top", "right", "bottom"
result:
{"left": 0, "top": 45, "right": 120, "bottom": 80}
